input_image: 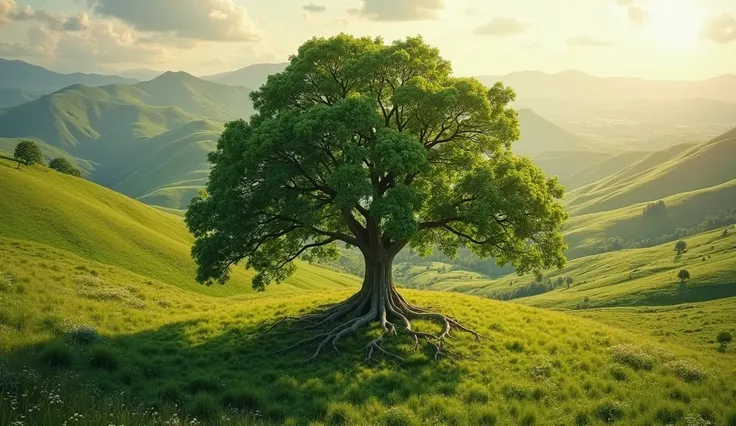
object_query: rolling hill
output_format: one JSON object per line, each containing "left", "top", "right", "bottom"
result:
{"left": 0, "top": 157, "right": 359, "bottom": 296}
{"left": 0, "top": 88, "right": 45, "bottom": 109}
{"left": 0, "top": 57, "right": 136, "bottom": 92}
{"left": 0, "top": 72, "right": 255, "bottom": 209}
{"left": 566, "top": 127, "right": 736, "bottom": 215}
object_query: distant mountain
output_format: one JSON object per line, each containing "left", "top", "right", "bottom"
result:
{"left": 116, "top": 68, "right": 165, "bottom": 81}
{"left": 0, "top": 58, "right": 137, "bottom": 91}
{"left": 0, "top": 88, "right": 45, "bottom": 108}
{"left": 515, "top": 109, "right": 594, "bottom": 153}
{"left": 0, "top": 72, "right": 254, "bottom": 209}
{"left": 478, "top": 70, "right": 736, "bottom": 104}
{"left": 202, "top": 62, "right": 288, "bottom": 90}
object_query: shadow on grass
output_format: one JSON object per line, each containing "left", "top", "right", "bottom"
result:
{"left": 1, "top": 316, "right": 467, "bottom": 424}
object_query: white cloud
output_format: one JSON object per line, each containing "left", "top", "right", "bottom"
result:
{"left": 701, "top": 14, "right": 736, "bottom": 44}
{"left": 85, "top": 0, "right": 259, "bottom": 42}
{"left": 566, "top": 36, "right": 614, "bottom": 47}
{"left": 353, "top": 0, "right": 445, "bottom": 21}
{"left": 473, "top": 17, "right": 531, "bottom": 37}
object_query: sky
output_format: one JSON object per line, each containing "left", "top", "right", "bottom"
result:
{"left": 0, "top": 0, "right": 734, "bottom": 79}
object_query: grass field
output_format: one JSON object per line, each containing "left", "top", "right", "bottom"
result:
{"left": 3, "top": 134, "right": 736, "bottom": 425}
{"left": 2, "top": 236, "right": 735, "bottom": 425}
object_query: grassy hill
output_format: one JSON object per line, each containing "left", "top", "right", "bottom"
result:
{"left": 2, "top": 243, "right": 735, "bottom": 424}
{"left": 0, "top": 73, "right": 256, "bottom": 209}
{"left": 400, "top": 226, "right": 736, "bottom": 311}
{"left": 0, "top": 137, "right": 95, "bottom": 174}
{"left": 0, "top": 88, "right": 44, "bottom": 109}
{"left": 566, "top": 128, "right": 736, "bottom": 215}
{"left": 0, "top": 158, "right": 358, "bottom": 296}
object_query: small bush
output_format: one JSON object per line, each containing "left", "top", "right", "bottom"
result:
{"left": 610, "top": 344, "right": 655, "bottom": 370}
{"left": 325, "top": 402, "right": 360, "bottom": 426}
{"left": 665, "top": 360, "right": 707, "bottom": 382}
{"left": 89, "top": 344, "right": 119, "bottom": 370}
{"left": 189, "top": 392, "right": 219, "bottom": 420}
{"left": 574, "top": 411, "right": 590, "bottom": 426}
{"left": 596, "top": 401, "right": 626, "bottom": 423}
{"left": 717, "top": 331, "right": 733, "bottom": 349}
{"left": 38, "top": 341, "right": 74, "bottom": 368}
{"left": 383, "top": 406, "right": 419, "bottom": 426}
{"left": 654, "top": 404, "right": 684, "bottom": 424}
{"left": 67, "top": 325, "right": 100, "bottom": 345}
{"left": 462, "top": 384, "right": 490, "bottom": 404}
{"left": 221, "top": 387, "right": 262, "bottom": 412}
{"left": 473, "top": 406, "right": 499, "bottom": 426}
{"left": 609, "top": 367, "right": 628, "bottom": 381}
{"left": 188, "top": 375, "right": 220, "bottom": 393}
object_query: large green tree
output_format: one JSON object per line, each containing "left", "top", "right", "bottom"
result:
{"left": 13, "top": 140, "right": 43, "bottom": 168}
{"left": 186, "top": 35, "right": 567, "bottom": 360}
{"left": 49, "top": 157, "right": 82, "bottom": 177}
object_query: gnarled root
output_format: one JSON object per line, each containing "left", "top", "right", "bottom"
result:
{"left": 270, "top": 289, "right": 480, "bottom": 363}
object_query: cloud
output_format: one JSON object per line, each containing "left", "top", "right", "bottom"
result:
{"left": 627, "top": 6, "right": 648, "bottom": 25}
{"left": 700, "top": 14, "right": 736, "bottom": 44}
{"left": 473, "top": 17, "right": 531, "bottom": 37}
{"left": 0, "top": 0, "right": 89, "bottom": 31}
{"left": 353, "top": 0, "right": 445, "bottom": 21}
{"left": 84, "top": 0, "right": 259, "bottom": 42}
{"left": 566, "top": 36, "right": 614, "bottom": 47}
{"left": 303, "top": 3, "right": 326, "bottom": 13}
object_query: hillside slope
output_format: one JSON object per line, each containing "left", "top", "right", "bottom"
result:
{"left": 202, "top": 62, "right": 287, "bottom": 89}
{"left": 0, "top": 73, "right": 255, "bottom": 208}
{"left": 566, "top": 128, "right": 736, "bottom": 215}
{"left": 0, "top": 159, "right": 359, "bottom": 296}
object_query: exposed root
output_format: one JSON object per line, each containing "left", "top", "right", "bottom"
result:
{"left": 270, "top": 288, "right": 481, "bottom": 363}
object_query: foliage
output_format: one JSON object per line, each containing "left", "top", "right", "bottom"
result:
{"left": 717, "top": 331, "right": 733, "bottom": 349}
{"left": 642, "top": 200, "right": 667, "bottom": 218}
{"left": 678, "top": 269, "right": 691, "bottom": 283}
{"left": 186, "top": 34, "right": 567, "bottom": 290}
{"left": 13, "top": 140, "right": 42, "bottom": 166}
{"left": 49, "top": 157, "right": 82, "bottom": 177}
{"left": 675, "top": 240, "right": 687, "bottom": 254}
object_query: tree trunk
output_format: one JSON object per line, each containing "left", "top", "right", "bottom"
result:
{"left": 275, "top": 251, "right": 480, "bottom": 362}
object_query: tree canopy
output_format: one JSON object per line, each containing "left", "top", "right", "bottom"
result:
{"left": 49, "top": 157, "right": 82, "bottom": 177}
{"left": 675, "top": 240, "right": 687, "bottom": 254}
{"left": 13, "top": 141, "right": 43, "bottom": 167}
{"left": 186, "top": 35, "right": 567, "bottom": 360}
{"left": 187, "top": 34, "right": 567, "bottom": 290}
{"left": 678, "top": 269, "right": 691, "bottom": 283}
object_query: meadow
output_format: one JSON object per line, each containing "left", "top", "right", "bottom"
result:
{"left": 2, "top": 237, "right": 735, "bottom": 425}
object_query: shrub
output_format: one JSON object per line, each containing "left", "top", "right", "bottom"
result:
{"left": 89, "top": 344, "right": 119, "bottom": 370}
{"left": 576, "top": 297, "right": 593, "bottom": 310}
{"left": 383, "top": 406, "right": 419, "bottom": 426}
{"left": 675, "top": 240, "right": 687, "bottom": 254}
{"left": 49, "top": 157, "right": 82, "bottom": 177}
{"left": 325, "top": 402, "right": 360, "bottom": 426}
{"left": 610, "top": 344, "right": 655, "bottom": 370}
{"left": 665, "top": 360, "right": 707, "bottom": 382}
{"left": 187, "top": 375, "right": 220, "bottom": 393}
{"left": 221, "top": 387, "right": 262, "bottom": 412}
{"left": 654, "top": 404, "right": 684, "bottom": 424}
{"left": 717, "top": 331, "right": 733, "bottom": 349}
{"left": 596, "top": 401, "right": 626, "bottom": 423}
{"left": 188, "top": 392, "right": 219, "bottom": 420}
{"left": 678, "top": 269, "right": 691, "bottom": 283}
{"left": 38, "top": 341, "right": 74, "bottom": 368}
{"left": 472, "top": 406, "right": 499, "bottom": 426}
{"left": 66, "top": 325, "right": 100, "bottom": 345}
{"left": 462, "top": 384, "right": 490, "bottom": 404}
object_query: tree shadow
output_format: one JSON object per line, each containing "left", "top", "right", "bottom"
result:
{"left": 1, "top": 316, "right": 466, "bottom": 423}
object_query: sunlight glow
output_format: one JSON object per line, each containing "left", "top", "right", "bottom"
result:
{"left": 648, "top": 0, "right": 701, "bottom": 50}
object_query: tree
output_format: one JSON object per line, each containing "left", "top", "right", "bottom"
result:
{"left": 674, "top": 240, "right": 687, "bottom": 254}
{"left": 677, "top": 269, "right": 690, "bottom": 283}
{"left": 186, "top": 35, "right": 567, "bottom": 361}
{"left": 565, "top": 276, "right": 574, "bottom": 288}
{"left": 13, "top": 140, "right": 43, "bottom": 168}
{"left": 49, "top": 157, "right": 82, "bottom": 177}
{"left": 717, "top": 331, "right": 732, "bottom": 349}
